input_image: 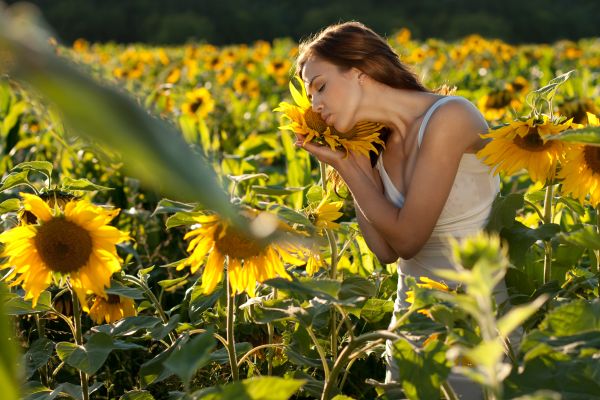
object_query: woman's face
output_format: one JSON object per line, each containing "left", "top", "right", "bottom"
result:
{"left": 301, "top": 56, "right": 362, "bottom": 133}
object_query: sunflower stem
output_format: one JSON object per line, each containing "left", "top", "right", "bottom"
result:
{"left": 34, "top": 314, "right": 49, "bottom": 387}
{"left": 543, "top": 183, "right": 554, "bottom": 284}
{"left": 122, "top": 275, "right": 177, "bottom": 344}
{"left": 225, "top": 265, "right": 239, "bottom": 381}
{"left": 69, "top": 286, "right": 89, "bottom": 400}
{"left": 267, "top": 287, "right": 277, "bottom": 376}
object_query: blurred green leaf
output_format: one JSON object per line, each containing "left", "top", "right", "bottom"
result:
{"left": 1, "top": 100, "right": 25, "bottom": 137}
{"left": 485, "top": 193, "right": 523, "bottom": 233}
{"left": 0, "top": 7, "right": 238, "bottom": 224}
{"left": 0, "top": 283, "right": 20, "bottom": 400}
{"left": 538, "top": 299, "right": 600, "bottom": 336}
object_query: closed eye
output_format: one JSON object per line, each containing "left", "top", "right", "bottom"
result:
{"left": 318, "top": 84, "right": 326, "bottom": 93}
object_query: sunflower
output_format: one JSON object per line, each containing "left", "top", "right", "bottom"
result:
{"left": 181, "top": 88, "right": 215, "bottom": 119}
{"left": 181, "top": 209, "right": 307, "bottom": 297}
{"left": 477, "top": 115, "right": 575, "bottom": 183}
{"left": 309, "top": 197, "right": 344, "bottom": 230}
{"left": 558, "top": 98, "right": 600, "bottom": 125}
{"left": 557, "top": 112, "right": 600, "bottom": 207}
{"left": 275, "top": 77, "right": 385, "bottom": 157}
{"left": 477, "top": 86, "right": 521, "bottom": 122}
{"left": 88, "top": 294, "right": 136, "bottom": 324}
{"left": 0, "top": 193, "right": 129, "bottom": 308}
{"left": 19, "top": 190, "right": 76, "bottom": 225}
{"left": 233, "top": 73, "right": 260, "bottom": 98}
{"left": 405, "top": 276, "right": 450, "bottom": 318}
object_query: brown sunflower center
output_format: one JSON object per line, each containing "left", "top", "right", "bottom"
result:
{"left": 486, "top": 90, "right": 512, "bottom": 109}
{"left": 191, "top": 98, "right": 204, "bottom": 113}
{"left": 214, "top": 225, "right": 263, "bottom": 259}
{"left": 304, "top": 109, "right": 328, "bottom": 133}
{"left": 34, "top": 218, "right": 93, "bottom": 273}
{"left": 513, "top": 128, "right": 552, "bottom": 152}
{"left": 107, "top": 294, "right": 121, "bottom": 304}
{"left": 584, "top": 146, "right": 600, "bottom": 174}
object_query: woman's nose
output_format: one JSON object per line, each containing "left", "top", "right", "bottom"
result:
{"left": 311, "top": 100, "right": 323, "bottom": 113}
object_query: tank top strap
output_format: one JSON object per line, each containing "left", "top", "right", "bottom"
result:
{"left": 417, "top": 96, "right": 472, "bottom": 148}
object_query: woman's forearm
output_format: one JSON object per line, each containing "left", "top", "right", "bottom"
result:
{"left": 354, "top": 198, "right": 399, "bottom": 263}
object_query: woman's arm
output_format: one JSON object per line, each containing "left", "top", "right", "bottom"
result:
{"left": 298, "top": 101, "right": 486, "bottom": 259}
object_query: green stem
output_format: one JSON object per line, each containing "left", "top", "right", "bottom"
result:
{"left": 267, "top": 287, "right": 277, "bottom": 376}
{"left": 441, "top": 381, "right": 460, "bottom": 400}
{"left": 326, "top": 228, "right": 339, "bottom": 359}
{"left": 226, "top": 268, "right": 239, "bottom": 381}
{"left": 306, "top": 326, "right": 330, "bottom": 381}
{"left": 69, "top": 286, "right": 89, "bottom": 400}
{"left": 122, "top": 275, "right": 177, "bottom": 344}
{"left": 34, "top": 315, "right": 49, "bottom": 387}
{"left": 321, "top": 330, "right": 401, "bottom": 400}
{"left": 237, "top": 343, "right": 286, "bottom": 368}
{"left": 543, "top": 184, "right": 554, "bottom": 284}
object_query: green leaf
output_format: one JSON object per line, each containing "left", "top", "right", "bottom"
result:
{"left": 11, "top": 161, "right": 53, "bottom": 180}
{"left": 210, "top": 342, "right": 252, "bottom": 365}
{"left": 23, "top": 381, "right": 104, "bottom": 400}
{"left": 166, "top": 211, "right": 212, "bottom": 229}
{"left": 392, "top": 338, "right": 451, "bottom": 400}
{"left": 0, "top": 198, "right": 21, "bottom": 214}
{"left": 546, "top": 125, "right": 600, "bottom": 145}
{"left": 152, "top": 198, "right": 197, "bottom": 216}
{"left": 497, "top": 295, "right": 548, "bottom": 338}
{"left": 139, "top": 341, "right": 179, "bottom": 387}
{"left": 1, "top": 100, "right": 26, "bottom": 137}
{"left": 559, "top": 225, "right": 600, "bottom": 250}
{"left": 56, "top": 332, "right": 143, "bottom": 375}
{"left": 264, "top": 277, "right": 339, "bottom": 302}
{"left": 104, "top": 281, "right": 145, "bottom": 300}
{"left": 60, "top": 176, "right": 112, "bottom": 191}
{"left": 0, "top": 283, "right": 20, "bottom": 400}
{"left": 339, "top": 276, "right": 376, "bottom": 300}
{"left": 538, "top": 299, "right": 600, "bottom": 336}
{"left": 194, "top": 377, "right": 305, "bottom": 400}
{"left": 227, "top": 173, "right": 269, "bottom": 183}
{"left": 259, "top": 202, "right": 312, "bottom": 226}
{"left": 252, "top": 185, "right": 304, "bottom": 196}
{"left": 119, "top": 391, "right": 155, "bottom": 400}
{"left": 23, "top": 338, "right": 54, "bottom": 379}
{"left": 305, "top": 185, "right": 325, "bottom": 205}
{"left": 93, "top": 316, "right": 162, "bottom": 337}
{"left": 485, "top": 193, "right": 523, "bottom": 233}
{"left": 158, "top": 274, "right": 189, "bottom": 290}
{"left": 0, "top": 170, "right": 30, "bottom": 192}
{"left": 4, "top": 291, "right": 52, "bottom": 315}
{"left": 360, "top": 298, "right": 395, "bottom": 323}
{"left": 164, "top": 331, "right": 215, "bottom": 389}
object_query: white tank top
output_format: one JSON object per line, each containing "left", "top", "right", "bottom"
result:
{"left": 374, "top": 96, "right": 500, "bottom": 277}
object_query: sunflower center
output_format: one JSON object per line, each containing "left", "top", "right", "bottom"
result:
{"left": 584, "top": 146, "right": 600, "bottom": 174}
{"left": 514, "top": 128, "right": 552, "bottom": 152}
{"left": 107, "top": 294, "right": 121, "bottom": 304}
{"left": 191, "top": 98, "right": 204, "bottom": 113}
{"left": 486, "top": 90, "right": 512, "bottom": 109}
{"left": 214, "top": 225, "right": 263, "bottom": 259}
{"left": 34, "top": 218, "right": 93, "bottom": 273}
{"left": 304, "top": 109, "right": 328, "bottom": 133}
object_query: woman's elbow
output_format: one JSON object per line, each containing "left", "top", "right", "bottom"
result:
{"left": 376, "top": 253, "right": 399, "bottom": 264}
{"left": 392, "top": 240, "right": 423, "bottom": 260}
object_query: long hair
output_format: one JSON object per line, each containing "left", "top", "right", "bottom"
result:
{"left": 296, "top": 21, "right": 433, "bottom": 195}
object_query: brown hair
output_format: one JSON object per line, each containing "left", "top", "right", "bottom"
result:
{"left": 296, "top": 21, "right": 430, "bottom": 93}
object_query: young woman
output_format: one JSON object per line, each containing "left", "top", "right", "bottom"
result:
{"left": 294, "top": 21, "right": 502, "bottom": 398}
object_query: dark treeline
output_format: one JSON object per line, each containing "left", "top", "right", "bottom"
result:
{"left": 7, "top": 0, "right": 600, "bottom": 45}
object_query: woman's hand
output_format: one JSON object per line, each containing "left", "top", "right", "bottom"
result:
{"left": 295, "top": 134, "right": 376, "bottom": 183}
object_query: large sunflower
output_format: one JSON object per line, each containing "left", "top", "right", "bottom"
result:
{"left": 557, "top": 112, "right": 600, "bottom": 207}
{"left": 477, "top": 115, "right": 575, "bottom": 183}
{"left": 88, "top": 294, "right": 136, "bottom": 324}
{"left": 0, "top": 193, "right": 129, "bottom": 308}
{"left": 181, "top": 209, "right": 307, "bottom": 297}
{"left": 275, "top": 77, "right": 386, "bottom": 157}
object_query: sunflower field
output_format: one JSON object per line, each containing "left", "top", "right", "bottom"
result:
{"left": 1, "top": 5, "right": 600, "bottom": 400}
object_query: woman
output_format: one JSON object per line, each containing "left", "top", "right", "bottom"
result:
{"left": 293, "top": 21, "right": 502, "bottom": 398}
